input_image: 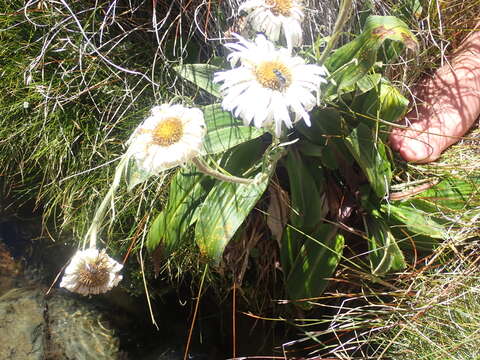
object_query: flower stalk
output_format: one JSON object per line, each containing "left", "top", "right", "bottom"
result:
{"left": 192, "top": 157, "right": 255, "bottom": 185}
{"left": 84, "top": 155, "right": 128, "bottom": 249}
{"left": 316, "top": 0, "right": 354, "bottom": 65}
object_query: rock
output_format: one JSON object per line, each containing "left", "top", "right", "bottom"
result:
{"left": 0, "top": 288, "right": 45, "bottom": 360}
{"left": 0, "top": 287, "right": 123, "bottom": 360}
{"left": 46, "top": 291, "right": 122, "bottom": 360}
{"left": 0, "top": 241, "right": 24, "bottom": 296}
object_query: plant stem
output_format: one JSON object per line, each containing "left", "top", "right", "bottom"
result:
{"left": 316, "top": 0, "right": 354, "bottom": 65}
{"left": 192, "top": 157, "right": 255, "bottom": 185}
{"left": 84, "top": 155, "right": 128, "bottom": 249}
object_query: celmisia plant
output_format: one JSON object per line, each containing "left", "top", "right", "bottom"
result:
{"left": 60, "top": 0, "right": 462, "bottom": 305}
{"left": 150, "top": 0, "right": 430, "bottom": 304}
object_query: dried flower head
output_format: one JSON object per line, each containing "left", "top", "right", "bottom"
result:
{"left": 60, "top": 248, "right": 123, "bottom": 296}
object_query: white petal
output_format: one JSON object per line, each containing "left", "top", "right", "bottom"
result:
{"left": 127, "top": 104, "right": 205, "bottom": 174}
{"left": 215, "top": 34, "right": 327, "bottom": 136}
{"left": 239, "top": 1, "right": 304, "bottom": 47}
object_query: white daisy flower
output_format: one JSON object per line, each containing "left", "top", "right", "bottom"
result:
{"left": 239, "top": 0, "right": 304, "bottom": 49}
{"left": 214, "top": 34, "right": 328, "bottom": 137}
{"left": 60, "top": 248, "right": 123, "bottom": 296}
{"left": 127, "top": 104, "right": 206, "bottom": 173}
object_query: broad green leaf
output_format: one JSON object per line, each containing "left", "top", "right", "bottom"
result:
{"left": 408, "top": 177, "right": 480, "bottom": 211}
{"left": 195, "top": 175, "right": 269, "bottom": 263}
{"left": 344, "top": 123, "right": 392, "bottom": 198}
{"left": 297, "top": 141, "right": 324, "bottom": 158}
{"left": 356, "top": 73, "right": 382, "bottom": 94}
{"left": 201, "top": 104, "right": 265, "bottom": 155}
{"left": 377, "top": 79, "right": 409, "bottom": 123}
{"left": 174, "top": 64, "right": 221, "bottom": 98}
{"left": 281, "top": 151, "right": 328, "bottom": 276}
{"left": 296, "top": 108, "right": 343, "bottom": 147}
{"left": 284, "top": 150, "right": 327, "bottom": 228}
{"left": 202, "top": 104, "right": 242, "bottom": 128}
{"left": 388, "top": 177, "right": 480, "bottom": 239}
{"left": 382, "top": 203, "right": 445, "bottom": 239}
{"left": 146, "top": 167, "right": 207, "bottom": 253}
{"left": 190, "top": 137, "right": 267, "bottom": 225}
{"left": 390, "top": 231, "right": 440, "bottom": 252}
{"left": 285, "top": 224, "right": 344, "bottom": 303}
{"left": 324, "top": 15, "right": 418, "bottom": 98}
{"left": 221, "top": 136, "right": 267, "bottom": 176}
{"left": 366, "top": 212, "right": 406, "bottom": 275}
{"left": 360, "top": 78, "right": 409, "bottom": 124}
{"left": 296, "top": 107, "right": 353, "bottom": 169}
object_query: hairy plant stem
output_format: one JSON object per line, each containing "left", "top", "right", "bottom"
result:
{"left": 192, "top": 157, "right": 255, "bottom": 185}
{"left": 84, "top": 156, "right": 128, "bottom": 249}
{"left": 316, "top": 0, "right": 354, "bottom": 65}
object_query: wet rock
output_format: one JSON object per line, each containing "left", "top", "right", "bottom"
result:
{"left": 0, "top": 287, "right": 123, "bottom": 360}
{"left": 0, "top": 241, "right": 23, "bottom": 296}
{"left": 0, "top": 220, "right": 225, "bottom": 360}
{"left": 0, "top": 288, "right": 45, "bottom": 360}
{"left": 46, "top": 292, "right": 122, "bottom": 360}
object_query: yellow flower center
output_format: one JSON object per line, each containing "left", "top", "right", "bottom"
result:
{"left": 152, "top": 117, "right": 184, "bottom": 146}
{"left": 78, "top": 257, "right": 110, "bottom": 288}
{"left": 255, "top": 61, "right": 292, "bottom": 91}
{"left": 265, "top": 0, "right": 292, "bottom": 16}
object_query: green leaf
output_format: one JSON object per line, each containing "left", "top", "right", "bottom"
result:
{"left": 387, "top": 177, "right": 480, "bottom": 242}
{"left": 221, "top": 136, "right": 267, "bottom": 176}
{"left": 190, "top": 137, "right": 267, "bottom": 225}
{"left": 146, "top": 167, "right": 207, "bottom": 253}
{"left": 408, "top": 177, "right": 480, "bottom": 211}
{"left": 297, "top": 141, "right": 325, "bottom": 158}
{"left": 174, "top": 64, "right": 221, "bottom": 98}
{"left": 195, "top": 176, "right": 269, "bottom": 263}
{"left": 324, "top": 15, "right": 418, "bottom": 99}
{"left": 281, "top": 150, "right": 328, "bottom": 276}
{"left": 360, "top": 78, "right": 409, "bottom": 124}
{"left": 356, "top": 73, "right": 382, "bottom": 94}
{"left": 366, "top": 212, "right": 406, "bottom": 275}
{"left": 285, "top": 224, "right": 344, "bottom": 303}
{"left": 344, "top": 123, "right": 392, "bottom": 198}
{"left": 296, "top": 108, "right": 342, "bottom": 147}
{"left": 201, "top": 104, "right": 265, "bottom": 155}
{"left": 284, "top": 150, "right": 327, "bottom": 228}
{"left": 296, "top": 107, "right": 353, "bottom": 169}
{"left": 382, "top": 203, "right": 445, "bottom": 239}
